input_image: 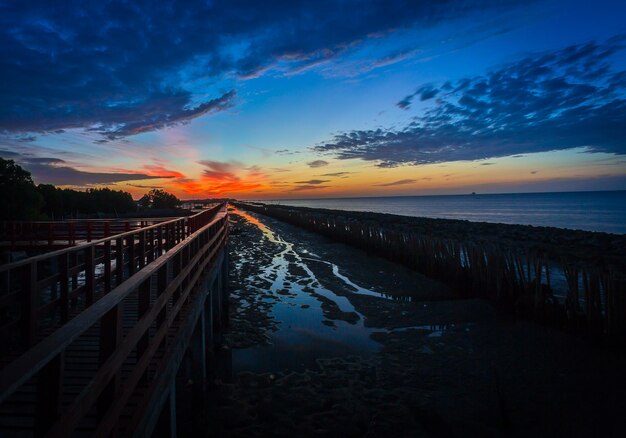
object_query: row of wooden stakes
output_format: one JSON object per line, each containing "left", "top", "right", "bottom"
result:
{"left": 237, "top": 203, "right": 626, "bottom": 340}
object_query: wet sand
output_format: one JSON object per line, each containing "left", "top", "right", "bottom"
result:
{"left": 193, "top": 208, "right": 626, "bottom": 437}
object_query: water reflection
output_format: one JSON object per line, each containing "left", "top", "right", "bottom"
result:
{"left": 230, "top": 208, "right": 378, "bottom": 373}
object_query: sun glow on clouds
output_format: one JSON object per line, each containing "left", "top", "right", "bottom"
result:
{"left": 2, "top": 0, "right": 626, "bottom": 198}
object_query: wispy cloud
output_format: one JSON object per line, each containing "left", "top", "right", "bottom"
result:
{"left": 307, "top": 160, "right": 329, "bottom": 168}
{"left": 375, "top": 179, "right": 416, "bottom": 186}
{"left": 290, "top": 185, "right": 330, "bottom": 191}
{"left": 315, "top": 38, "right": 626, "bottom": 167}
{"left": 319, "top": 171, "right": 354, "bottom": 177}
{"left": 295, "top": 179, "right": 329, "bottom": 184}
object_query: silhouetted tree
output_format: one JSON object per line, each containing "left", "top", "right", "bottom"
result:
{"left": 0, "top": 158, "right": 43, "bottom": 220}
{"left": 138, "top": 189, "right": 180, "bottom": 210}
{"left": 37, "top": 185, "right": 136, "bottom": 218}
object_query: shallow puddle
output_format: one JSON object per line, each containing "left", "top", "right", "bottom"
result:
{"left": 229, "top": 208, "right": 380, "bottom": 373}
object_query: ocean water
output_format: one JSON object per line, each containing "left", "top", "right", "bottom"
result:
{"left": 263, "top": 191, "right": 626, "bottom": 234}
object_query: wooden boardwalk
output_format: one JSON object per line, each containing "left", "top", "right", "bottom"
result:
{"left": 0, "top": 205, "right": 230, "bottom": 436}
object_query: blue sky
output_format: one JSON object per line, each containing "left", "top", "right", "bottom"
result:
{"left": 1, "top": 0, "right": 625, "bottom": 198}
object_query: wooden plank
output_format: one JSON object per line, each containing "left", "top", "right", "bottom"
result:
{"left": 35, "top": 352, "right": 63, "bottom": 436}
{"left": 97, "top": 305, "right": 121, "bottom": 419}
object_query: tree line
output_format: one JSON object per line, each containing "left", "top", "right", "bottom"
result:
{"left": 0, "top": 158, "right": 180, "bottom": 220}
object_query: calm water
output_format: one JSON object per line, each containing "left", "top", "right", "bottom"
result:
{"left": 264, "top": 191, "right": 626, "bottom": 234}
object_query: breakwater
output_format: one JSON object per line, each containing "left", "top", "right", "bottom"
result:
{"left": 234, "top": 202, "right": 626, "bottom": 339}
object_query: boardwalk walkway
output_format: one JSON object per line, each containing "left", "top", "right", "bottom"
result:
{"left": 0, "top": 205, "right": 230, "bottom": 436}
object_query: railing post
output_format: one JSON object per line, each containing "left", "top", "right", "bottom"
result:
{"left": 69, "top": 222, "right": 75, "bottom": 246}
{"left": 148, "top": 228, "right": 155, "bottom": 263}
{"left": 47, "top": 223, "right": 54, "bottom": 247}
{"left": 70, "top": 252, "right": 78, "bottom": 308}
{"left": 128, "top": 234, "right": 136, "bottom": 276}
{"left": 58, "top": 253, "right": 69, "bottom": 323}
{"left": 104, "top": 240, "right": 112, "bottom": 293}
{"left": 157, "top": 226, "right": 164, "bottom": 257}
{"left": 35, "top": 352, "right": 64, "bottom": 437}
{"left": 98, "top": 304, "right": 121, "bottom": 419}
{"left": 85, "top": 246, "right": 95, "bottom": 306}
{"left": 138, "top": 230, "right": 146, "bottom": 269}
{"left": 166, "top": 224, "right": 173, "bottom": 250}
{"left": 21, "top": 261, "right": 37, "bottom": 347}
{"left": 116, "top": 237, "right": 124, "bottom": 286}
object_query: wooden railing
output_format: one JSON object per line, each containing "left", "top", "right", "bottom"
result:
{"left": 0, "top": 205, "right": 229, "bottom": 435}
{"left": 0, "top": 204, "right": 223, "bottom": 353}
{"left": 0, "top": 218, "right": 168, "bottom": 249}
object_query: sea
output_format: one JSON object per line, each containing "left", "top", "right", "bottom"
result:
{"left": 262, "top": 190, "right": 626, "bottom": 234}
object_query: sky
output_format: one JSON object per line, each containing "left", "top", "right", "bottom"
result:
{"left": 1, "top": 0, "right": 625, "bottom": 200}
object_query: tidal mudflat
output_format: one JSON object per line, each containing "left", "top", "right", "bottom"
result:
{"left": 196, "top": 208, "right": 626, "bottom": 437}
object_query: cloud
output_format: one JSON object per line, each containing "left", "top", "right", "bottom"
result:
{"left": 307, "top": 160, "right": 329, "bottom": 168}
{"left": 290, "top": 185, "right": 330, "bottom": 191}
{"left": 191, "top": 159, "right": 268, "bottom": 195}
{"left": 375, "top": 179, "right": 416, "bottom": 186}
{"left": 397, "top": 84, "right": 440, "bottom": 109}
{"left": 198, "top": 160, "right": 242, "bottom": 181}
{"left": 7, "top": 153, "right": 173, "bottom": 185}
{"left": 319, "top": 171, "right": 353, "bottom": 177}
{"left": 128, "top": 184, "right": 165, "bottom": 189}
{"left": 295, "top": 179, "right": 329, "bottom": 184}
{"left": 315, "top": 38, "right": 626, "bottom": 167}
{"left": 0, "top": 0, "right": 527, "bottom": 138}
{"left": 142, "top": 165, "right": 185, "bottom": 178}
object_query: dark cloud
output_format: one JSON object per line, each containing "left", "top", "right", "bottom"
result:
{"left": 295, "top": 179, "right": 329, "bottom": 184}
{"left": 397, "top": 84, "right": 440, "bottom": 109}
{"left": 480, "top": 162, "right": 494, "bottom": 166}
{"left": 375, "top": 179, "right": 416, "bottom": 186}
{"left": 1, "top": 0, "right": 526, "bottom": 138}
{"left": 4, "top": 152, "right": 173, "bottom": 185}
{"left": 319, "top": 172, "right": 353, "bottom": 177}
{"left": 307, "top": 160, "right": 329, "bottom": 168}
{"left": 128, "top": 184, "right": 165, "bottom": 189}
{"left": 0, "top": 149, "right": 21, "bottom": 158}
{"left": 290, "top": 185, "right": 330, "bottom": 191}
{"left": 315, "top": 38, "right": 626, "bottom": 166}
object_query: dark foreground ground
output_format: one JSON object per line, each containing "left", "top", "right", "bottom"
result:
{"left": 186, "top": 208, "right": 626, "bottom": 437}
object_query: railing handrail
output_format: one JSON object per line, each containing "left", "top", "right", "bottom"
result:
{"left": 0, "top": 218, "right": 167, "bottom": 224}
{"left": 0, "top": 205, "right": 222, "bottom": 273}
{"left": 0, "top": 207, "right": 228, "bottom": 404}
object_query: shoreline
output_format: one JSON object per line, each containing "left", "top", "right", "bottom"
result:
{"left": 236, "top": 201, "right": 626, "bottom": 268}
{"left": 235, "top": 202, "right": 626, "bottom": 340}
{"left": 253, "top": 188, "right": 626, "bottom": 203}
{"left": 246, "top": 190, "right": 626, "bottom": 235}
{"left": 193, "top": 207, "right": 626, "bottom": 437}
